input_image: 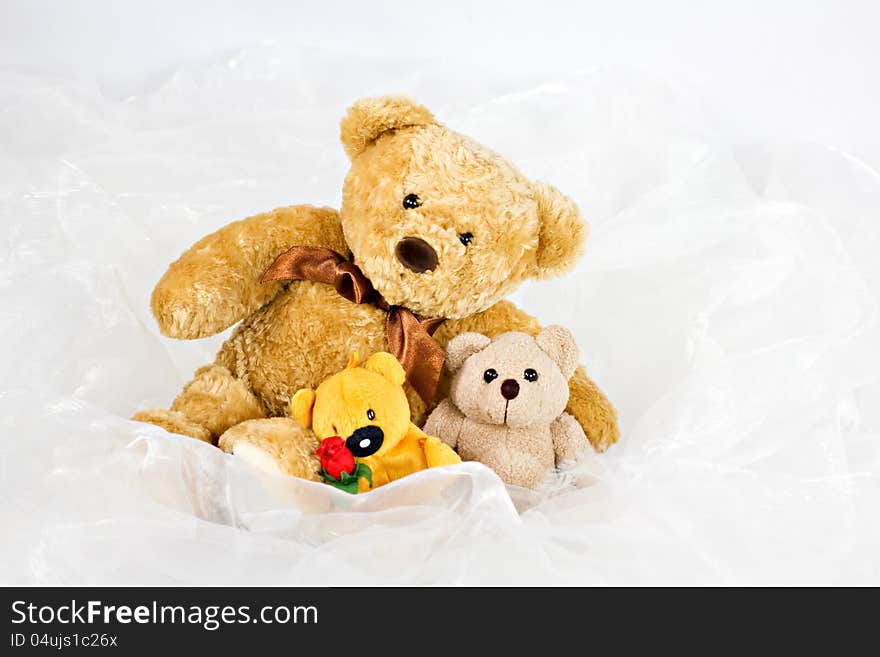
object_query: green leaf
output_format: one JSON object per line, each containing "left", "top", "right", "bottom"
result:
{"left": 319, "top": 464, "right": 372, "bottom": 494}
{"left": 319, "top": 468, "right": 341, "bottom": 484}
{"left": 330, "top": 479, "right": 360, "bottom": 495}
{"left": 354, "top": 463, "right": 373, "bottom": 487}
{"left": 337, "top": 470, "right": 357, "bottom": 484}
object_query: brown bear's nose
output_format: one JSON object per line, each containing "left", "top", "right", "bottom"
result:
{"left": 500, "top": 379, "right": 520, "bottom": 400}
{"left": 395, "top": 237, "right": 438, "bottom": 273}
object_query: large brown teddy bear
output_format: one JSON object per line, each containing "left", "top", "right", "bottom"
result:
{"left": 133, "top": 96, "right": 619, "bottom": 475}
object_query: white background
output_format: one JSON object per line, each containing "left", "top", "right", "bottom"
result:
{"left": 2, "top": 1, "right": 879, "bottom": 584}
{"left": 4, "top": 0, "right": 880, "bottom": 168}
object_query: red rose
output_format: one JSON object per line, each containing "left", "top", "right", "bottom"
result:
{"left": 316, "top": 436, "right": 356, "bottom": 480}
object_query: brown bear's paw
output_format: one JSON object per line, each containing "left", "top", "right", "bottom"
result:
{"left": 566, "top": 366, "right": 621, "bottom": 453}
{"left": 586, "top": 420, "right": 620, "bottom": 453}
{"left": 170, "top": 365, "right": 267, "bottom": 438}
{"left": 570, "top": 398, "right": 620, "bottom": 453}
{"left": 131, "top": 409, "right": 214, "bottom": 443}
{"left": 218, "top": 417, "right": 321, "bottom": 482}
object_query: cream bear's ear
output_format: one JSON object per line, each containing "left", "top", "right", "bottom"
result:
{"left": 445, "top": 332, "right": 491, "bottom": 374}
{"left": 532, "top": 182, "right": 588, "bottom": 279}
{"left": 340, "top": 96, "right": 437, "bottom": 159}
{"left": 290, "top": 388, "right": 317, "bottom": 429}
{"left": 535, "top": 325, "right": 580, "bottom": 379}
{"left": 362, "top": 352, "right": 406, "bottom": 387}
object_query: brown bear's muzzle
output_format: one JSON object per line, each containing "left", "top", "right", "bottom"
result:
{"left": 395, "top": 237, "right": 438, "bottom": 273}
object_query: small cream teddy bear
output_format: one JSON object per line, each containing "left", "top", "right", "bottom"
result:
{"left": 423, "top": 326, "right": 592, "bottom": 488}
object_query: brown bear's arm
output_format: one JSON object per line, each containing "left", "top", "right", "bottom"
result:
{"left": 567, "top": 365, "right": 620, "bottom": 452}
{"left": 151, "top": 205, "right": 347, "bottom": 339}
{"left": 436, "top": 300, "right": 620, "bottom": 452}
{"left": 433, "top": 300, "right": 542, "bottom": 343}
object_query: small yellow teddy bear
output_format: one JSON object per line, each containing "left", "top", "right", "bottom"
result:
{"left": 291, "top": 351, "right": 461, "bottom": 492}
{"left": 220, "top": 351, "right": 460, "bottom": 491}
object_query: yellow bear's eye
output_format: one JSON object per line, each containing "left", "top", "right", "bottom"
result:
{"left": 459, "top": 232, "right": 474, "bottom": 247}
{"left": 367, "top": 409, "right": 376, "bottom": 421}
{"left": 402, "top": 194, "right": 421, "bottom": 209}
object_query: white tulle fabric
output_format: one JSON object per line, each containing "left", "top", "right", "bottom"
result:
{"left": 1, "top": 46, "right": 878, "bottom": 584}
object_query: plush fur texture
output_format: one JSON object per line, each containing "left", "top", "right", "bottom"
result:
{"left": 423, "top": 328, "right": 592, "bottom": 489}
{"left": 339, "top": 96, "right": 436, "bottom": 160}
{"left": 218, "top": 417, "right": 321, "bottom": 481}
{"left": 134, "top": 95, "right": 620, "bottom": 464}
{"left": 151, "top": 205, "right": 346, "bottom": 339}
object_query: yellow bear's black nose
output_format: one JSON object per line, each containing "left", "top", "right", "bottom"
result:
{"left": 395, "top": 237, "right": 438, "bottom": 273}
{"left": 346, "top": 425, "right": 384, "bottom": 456}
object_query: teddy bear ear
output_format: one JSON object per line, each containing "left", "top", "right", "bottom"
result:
{"left": 362, "top": 352, "right": 406, "bottom": 387}
{"left": 290, "top": 388, "right": 317, "bottom": 429}
{"left": 532, "top": 182, "right": 589, "bottom": 279}
{"left": 535, "top": 325, "right": 580, "bottom": 379}
{"left": 340, "top": 96, "right": 437, "bottom": 160}
{"left": 445, "top": 332, "right": 492, "bottom": 374}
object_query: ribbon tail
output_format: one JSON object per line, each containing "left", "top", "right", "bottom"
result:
{"left": 261, "top": 247, "right": 307, "bottom": 283}
{"left": 386, "top": 309, "right": 445, "bottom": 405}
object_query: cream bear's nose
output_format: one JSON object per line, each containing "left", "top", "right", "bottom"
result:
{"left": 501, "top": 379, "right": 520, "bottom": 400}
{"left": 395, "top": 237, "right": 438, "bottom": 273}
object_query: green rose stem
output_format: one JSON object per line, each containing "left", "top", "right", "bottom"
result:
{"left": 320, "top": 461, "right": 373, "bottom": 495}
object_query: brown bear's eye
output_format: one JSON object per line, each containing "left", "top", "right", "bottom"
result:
{"left": 524, "top": 369, "right": 538, "bottom": 382}
{"left": 367, "top": 409, "right": 376, "bottom": 421}
{"left": 483, "top": 369, "right": 498, "bottom": 383}
{"left": 402, "top": 194, "right": 421, "bottom": 209}
{"left": 458, "top": 232, "right": 474, "bottom": 247}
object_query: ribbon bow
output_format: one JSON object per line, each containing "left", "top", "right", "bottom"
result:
{"left": 262, "top": 246, "right": 445, "bottom": 404}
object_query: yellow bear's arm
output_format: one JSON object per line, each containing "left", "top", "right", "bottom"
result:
{"left": 407, "top": 424, "right": 461, "bottom": 468}
{"left": 424, "top": 436, "right": 462, "bottom": 468}
{"left": 436, "top": 300, "right": 620, "bottom": 452}
{"left": 151, "top": 205, "right": 347, "bottom": 339}
{"left": 358, "top": 459, "right": 391, "bottom": 492}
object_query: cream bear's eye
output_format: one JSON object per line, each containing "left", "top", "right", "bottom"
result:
{"left": 367, "top": 409, "right": 376, "bottom": 421}
{"left": 524, "top": 369, "right": 539, "bottom": 382}
{"left": 483, "top": 369, "right": 498, "bottom": 383}
{"left": 402, "top": 194, "right": 421, "bottom": 209}
{"left": 458, "top": 232, "right": 474, "bottom": 247}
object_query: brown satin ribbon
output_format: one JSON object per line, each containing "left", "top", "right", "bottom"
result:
{"left": 261, "top": 246, "right": 446, "bottom": 404}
